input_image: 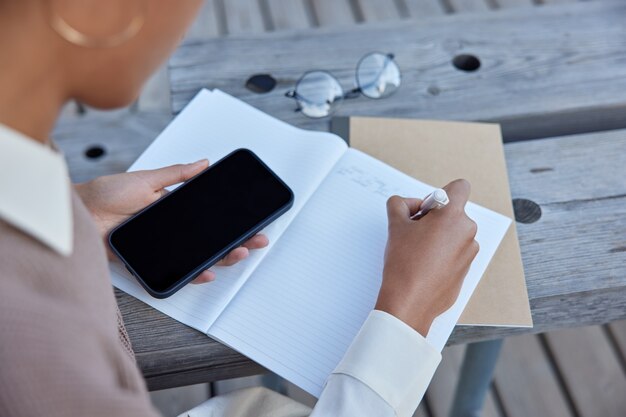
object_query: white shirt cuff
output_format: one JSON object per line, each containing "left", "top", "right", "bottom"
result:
{"left": 332, "top": 310, "right": 441, "bottom": 417}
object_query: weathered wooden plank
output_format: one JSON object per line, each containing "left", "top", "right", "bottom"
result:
{"left": 426, "top": 345, "right": 501, "bottom": 417}
{"left": 545, "top": 326, "right": 626, "bottom": 417}
{"left": 170, "top": 0, "right": 626, "bottom": 141}
{"left": 115, "top": 290, "right": 266, "bottom": 390}
{"left": 266, "top": 0, "right": 313, "bottom": 30}
{"left": 448, "top": 0, "right": 492, "bottom": 12}
{"left": 496, "top": 0, "right": 534, "bottom": 9}
{"left": 450, "top": 129, "right": 626, "bottom": 344}
{"left": 357, "top": 0, "right": 403, "bottom": 21}
{"left": 494, "top": 334, "right": 572, "bottom": 417}
{"left": 501, "top": 133, "right": 626, "bottom": 303}
{"left": 139, "top": 0, "right": 226, "bottom": 114}
{"left": 55, "top": 3, "right": 626, "bottom": 388}
{"left": 450, "top": 286, "right": 626, "bottom": 345}
{"left": 309, "top": 0, "right": 357, "bottom": 26}
{"left": 542, "top": 0, "right": 577, "bottom": 4}
{"left": 140, "top": 1, "right": 228, "bottom": 112}
{"left": 222, "top": 0, "right": 266, "bottom": 34}
{"left": 53, "top": 110, "right": 626, "bottom": 388}
{"left": 137, "top": 64, "right": 171, "bottom": 112}
{"left": 504, "top": 130, "right": 626, "bottom": 206}
{"left": 56, "top": 116, "right": 626, "bottom": 311}
{"left": 53, "top": 110, "right": 172, "bottom": 182}
{"left": 403, "top": 0, "right": 447, "bottom": 17}
{"left": 185, "top": 0, "right": 222, "bottom": 41}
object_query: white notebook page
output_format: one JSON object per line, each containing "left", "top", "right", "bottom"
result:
{"left": 208, "top": 149, "right": 511, "bottom": 396}
{"left": 111, "top": 89, "right": 348, "bottom": 332}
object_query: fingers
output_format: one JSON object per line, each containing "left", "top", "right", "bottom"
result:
{"left": 218, "top": 234, "right": 268, "bottom": 266}
{"left": 217, "top": 246, "right": 249, "bottom": 267}
{"left": 242, "top": 234, "right": 269, "bottom": 250}
{"left": 144, "top": 159, "right": 209, "bottom": 190}
{"left": 192, "top": 234, "right": 269, "bottom": 284}
{"left": 442, "top": 179, "right": 471, "bottom": 211}
{"left": 191, "top": 269, "right": 216, "bottom": 284}
{"left": 387, "top": 196, "right": 423, "bottom": 223}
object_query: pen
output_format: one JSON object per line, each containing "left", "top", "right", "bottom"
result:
{"left": 410, "top": 189, "right": 449, "bottom": 220}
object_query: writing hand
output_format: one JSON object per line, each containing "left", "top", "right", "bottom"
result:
{"left": 375, "top": 179, "right": 479, "bottom": 337}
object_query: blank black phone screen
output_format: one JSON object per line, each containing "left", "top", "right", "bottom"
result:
{"left": 109, "top": 149, "right": 293, "bottom": 295}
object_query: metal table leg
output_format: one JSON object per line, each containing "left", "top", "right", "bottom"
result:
{"left": 449, "top": 339, "right": 504, "bottom": 417}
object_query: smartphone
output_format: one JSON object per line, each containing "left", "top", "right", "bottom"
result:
{"left": 109, "top": 149, "right": 294, "bottom": 298}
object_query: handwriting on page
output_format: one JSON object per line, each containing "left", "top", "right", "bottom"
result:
{"left": 336, "top": 165, "right": 402, "bottom": 197}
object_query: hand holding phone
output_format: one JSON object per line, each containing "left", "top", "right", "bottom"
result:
{"left": 108, "top": 149, "right": 294, "bottom": 298}
{"left": 77, "top": 159, "right": 270, "bottom": 284}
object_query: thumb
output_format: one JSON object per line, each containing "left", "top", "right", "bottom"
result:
{"left": 144, "top": 159, "right": 209, "bottom": 190}
{"left": 387, "top": 195, "right": 411, "bottom": 223}
{"left": 387, "top": 196, "right": 422, "bottom": 223}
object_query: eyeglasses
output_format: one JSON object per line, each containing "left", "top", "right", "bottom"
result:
{"left": 285, "top": 52, "right": 401, "bottom": 118}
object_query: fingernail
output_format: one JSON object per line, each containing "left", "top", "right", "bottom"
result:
{"left": 190, "top": 159, "right": 208, "bottom": 166}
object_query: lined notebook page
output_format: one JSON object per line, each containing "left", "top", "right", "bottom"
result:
{"left": 208, "top": 149, "right": 511, "bottom": 396}
{"left": 111, "top": 89, "right": 348, "bottom": 332}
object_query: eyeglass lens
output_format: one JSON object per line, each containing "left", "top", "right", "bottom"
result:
{"left": 289, "top": 53, "right": 401, "bottom": 118}
{"left": 356, "top": 53, "right": 401, "bottom": 99}
{"left": 293, "top": 71, "right": 344, "bottom": 118}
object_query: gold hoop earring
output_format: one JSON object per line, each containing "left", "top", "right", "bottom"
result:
{"left": 49, "top": 1, "right": 145, "bottom": 48}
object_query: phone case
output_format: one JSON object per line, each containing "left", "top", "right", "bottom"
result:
{"left": 108, "top": 149, "right": 294, "bottom": 298}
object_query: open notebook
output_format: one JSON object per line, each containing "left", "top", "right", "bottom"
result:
{"left": 111, "top": 89, "right": 511, "bottom": 397}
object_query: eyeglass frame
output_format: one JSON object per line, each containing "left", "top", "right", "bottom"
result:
{"left": 284, "top": 52, "right": 400, "bottom": 115}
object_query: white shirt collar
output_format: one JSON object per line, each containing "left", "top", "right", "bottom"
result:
{"left": 0, "top": 124, "right": 73, "bottom": 256}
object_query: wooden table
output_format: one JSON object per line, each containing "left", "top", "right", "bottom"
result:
{"left": 54, "top": 1, "right": 626, "bottom": 391}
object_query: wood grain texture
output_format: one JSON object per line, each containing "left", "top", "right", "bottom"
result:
{"left": 542, "top": 0, "right": 577, "bottom": 4}
{"left": 53, "top": 1, "right": 626, "bottom": 390}
{"left": 266, "top": 0, "right": 313, "bottom": 30}
{"left": 447, "top": 0, "right": 492, "bottom": 12}
{"left": 450, "top": 128, "right": 626, "bottom": 344}
{"left": 357, "top": 0, "right": 403, "bottom": 21}
{"left": 185, "top": 0, "right": 223, "bottom": 41}
{"left": 403, "top": 0, "right": 447, "bottom": 17}
{"left": 53, "top": 110, "right": 626, "bottom": 388}
{"left": 137, "top": 64, "right": 171, "bottom": 112}
{"left": 496, "top": 0, "right": 534, "bottom": 8}
{"left": 426, "top": 345, "right": 501, "bottom": 417}
{"left": 494, "top": 334, "right": 573, "bottom": 417}
{"left": 310, "top": 0, "right": 357, "bottom": 26}
{"left": 53, "top": 110, "right": 172, "bottom": 182}
{"left": 545, "top": 326, "right": 626, "bottom": 417}
{"left": 222, "top": 0, "right": 266, "bottom": 34}
{"left": 170, "top": 0, "right": 626, "bottom": 141}
{"left": 116, "top": 290, "right": 267, "bottom": 390}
